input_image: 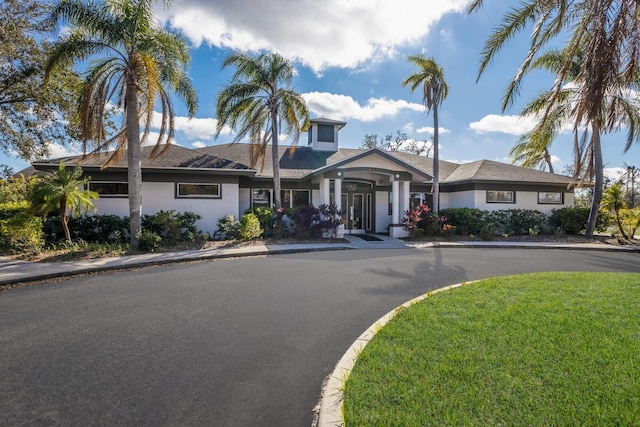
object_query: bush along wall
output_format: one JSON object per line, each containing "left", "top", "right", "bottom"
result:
{"left": 412, "top": 207, "right": 605, "bottom": 239}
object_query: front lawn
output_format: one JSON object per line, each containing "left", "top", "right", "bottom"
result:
{"left": 343, "top": 272, "right": 640, "bottom": 426}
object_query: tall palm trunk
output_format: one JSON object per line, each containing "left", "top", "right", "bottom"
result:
{"left": 125, "top": 79, "right": 142, "bottom": 246}
{"left": 59, "top": 196, "right": 71, "bottom": 243}
{"left": 544, "top": 148, "right": 554, "bottom": 174}
{"left": 432, "top": 105, "right": 440, "bottom": 215}
{"left": 586, "top": 122, "right": 603, "bottom": 238}
{"left": 271, "top": 108, "right": 282, "bottom": 210}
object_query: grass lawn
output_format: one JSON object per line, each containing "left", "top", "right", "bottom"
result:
{"left": 342, "top": 272, "right": 640, "bottom": 426}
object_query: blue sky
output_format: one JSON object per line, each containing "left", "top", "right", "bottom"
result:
{"left": 6, "top": 0, "right": 639, "bottom": 179}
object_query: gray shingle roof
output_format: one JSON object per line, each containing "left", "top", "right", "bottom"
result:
{"left": 32, "top": 144, "right": 253, "bottom": 171}
{"left": 442, "top": 159, "right": 573, "bottom": 185}
{"left": 30, "top": 142, "right": 574, "bottom": 186}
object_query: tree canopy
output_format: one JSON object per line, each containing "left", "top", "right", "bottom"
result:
{"left": 0, "top": 0, "right": 80, "bottom": 160}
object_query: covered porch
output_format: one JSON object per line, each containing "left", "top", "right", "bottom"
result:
{"left": 310, "top": 150, "right": 433, "bottom": 238}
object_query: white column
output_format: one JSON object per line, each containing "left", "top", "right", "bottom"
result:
{"left": 402, "top": 181, "right": 410, "bottom": 215}
{"left": 392, "top": 179, "right": 400, "bottom": 224}
{"left": 321, "top": 178, "right": 330, "bottom": 205}
{"left": 334, "top": 178, "right": 342, "bottom": 211}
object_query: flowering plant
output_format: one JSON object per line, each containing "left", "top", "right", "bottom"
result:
{"left": 402, "top": 204, "right": 447, "bottom": 236}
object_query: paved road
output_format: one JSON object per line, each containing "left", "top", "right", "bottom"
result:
{"left": 1, "top": 247, "right": 639, "bottom": 426}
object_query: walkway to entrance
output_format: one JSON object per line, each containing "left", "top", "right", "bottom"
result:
{"left": 341, "top": 233, "right": 407, "bottom": 249}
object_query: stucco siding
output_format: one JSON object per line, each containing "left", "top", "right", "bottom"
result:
{"left": 440, "top": 191, "right": 475, "bottom": 209}
{"left": 91, "top": 182, "right": 240, "bottom": 235}
{"left": 473, "top": 190, "right": 573, "bottom": 214}
{"left": 375, "top": 191, "right": 392, "bottom": 233}
{"left": 239, "top": 188, "right": 251, "bottom": 214}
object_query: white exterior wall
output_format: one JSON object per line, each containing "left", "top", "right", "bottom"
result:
{"left": 375, "top": 191, "right": 392, "bottom": 233}
{"left": 312, "top": 189, "right": 321, "bottom": 205}
{"left": 440, "top": 191, "right": 476, "bottom": 209}
{"left": 92, "top": 182, "right": 240, "bottom": 235}
{"left": 92, "top": 198, "right": 129, "bottom": 219}
{"left": 472, "top": 190, "right": 573, "bottom": 215}
{"left": 239, "top": 188, "right": 251, "bottom": 214}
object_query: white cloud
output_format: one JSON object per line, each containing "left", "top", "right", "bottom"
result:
{"left": 151, "top": 112, "right": 233, "bottom": 139}
{"left": 303, "top": 92, "right": 424, "bottom": 122}
{"left": 156, "top": 0, "right": 472, "bottom": 72}
{"left": 416, "top": 126, "right": 450, "bottom": 135}
{"left": 39, "top": 142, "right": 83, "bottom": 160}
{"left": 468, "top": 114, "right": 538, "bottom": 135}
{"left": 191, "top": 141, "right": 207, "bottom": 148}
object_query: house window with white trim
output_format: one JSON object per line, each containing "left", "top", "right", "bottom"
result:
{"left": 538, "top": 192, "right": 563, "bottom": 204}
{"left": 487, "top": 190, "right": 515, "bottom": 203}
{"left": 88, "top": 181, "right": 128, "bottom": 197}
{"left": 176, "top": 183, "right": 221, "bottom": 198}
{"left": 252, "top": 189, "right": 272, "bottom": 208}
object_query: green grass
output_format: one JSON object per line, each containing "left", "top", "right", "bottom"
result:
{"left": 343, "top": 272, "right": 640, "bottom": 426}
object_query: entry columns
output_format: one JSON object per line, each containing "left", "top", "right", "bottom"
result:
{"left": 320, "top": 178, "right": 331, "bottom": 205}
{"left": 334, "top": 178, "right": 342, "bottom": 211}
{"left": 391, "top": 179, "right": 400, "bottom": 224}
{"left": 402, "top": 180, "right": 411, "bottom": 215}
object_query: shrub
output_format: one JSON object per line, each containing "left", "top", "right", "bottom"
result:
{"left": 483, "top": 209, "right": 548, "bottom": 235}
{"left": 245, "top": 207, "right": 274, "bottom": 236}
{"left": 0, "top": 211, "right": 44, "bottom": 253}
{"left": 0, "top": 200, "right": 30, "bottom": 220}
{"left": 312, "top": 203, "right": 343, "bottom": 239}
{"left": 548, "top": 207, "right": 590, "bottom": 235}
{"left": 618, "top": 208, "right": 640, "bottom": 239}
{"left": 292, "top": 204, "right": 318, "bottom": 239}
{"left": 440, "top": 208, "right": 485, "bottom": 235}
{"left": 506, "top": 209, "right": 548, "bottom": 235}
{"left": 214, "top": 214, "right": 241, "bottom": 240}
{"left": 142, "top": 210, "right": 202, "bottom": 242}
{"left": 402, "top": 204, "right": 445, "bottom": 236}
{"left": 479, "top": 224, "right": 495, "bottom": 241}
{"left": 240, "top": 212, "right": 263, "bottom": 240}
{"left": 68, "top": 215, "right": 129, "bottom": 243}
{"left": 136, "top": 230, "right": 162, "bottom": 252}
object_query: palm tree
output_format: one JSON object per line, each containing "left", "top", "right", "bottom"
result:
{"left": 601, "top": 182, "right": 630, "bottom": 239}
{"left": 215, "top": 52, "right": 309, "bottom": 211}
{"left": 29, "top": 162, "right": 98, "bottom": 243}
{"left": 468, "top": 0, "right": 640, "bottom": 237}
{"left": 402, "top": 55, "right": 448, "bottom": 214}
{"left": 45, "top": 0, "right": 198, "bottom": 247}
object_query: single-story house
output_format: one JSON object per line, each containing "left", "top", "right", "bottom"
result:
{"left": 31, "top": 118, "right": 576, "bottom": 237}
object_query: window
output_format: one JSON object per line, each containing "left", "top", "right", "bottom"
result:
{"left": 282, "top": 189, "right": 310, "bottom": 208}
{"left": 176, "top": 183, "right": 221, "bottom": 198}
{"left": 317, "top": 124, "right": 335, "bottom": 142}
{"left": 487, "top": 190, "right": 515, "bottom": 203}
{"left": 410, "top": 193, "right": 429, "bottom": 210}
{"left": 88, "top": 182, "right": 128, "bottom": 197}
{"left": 252, "top": 189, "right": 272, "bottom": 208}
{"left": 538, "top": 192, "right": 563, "bottom": 204}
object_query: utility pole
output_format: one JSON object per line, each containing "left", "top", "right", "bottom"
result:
{"left": 627, "top": 165, "right": 637, "bottom": 208}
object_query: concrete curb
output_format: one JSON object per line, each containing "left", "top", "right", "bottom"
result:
{"left": 0, "top": 244, "right": 351, "bottom": 287}
{"left": 316, "top": 281, "right": 477, "bottom": 427}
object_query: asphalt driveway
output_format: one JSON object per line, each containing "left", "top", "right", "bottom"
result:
{"left": 1, "top": 247, "right": 639, "bottom": 426}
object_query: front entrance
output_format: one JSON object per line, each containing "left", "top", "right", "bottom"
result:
{"left": 340, "top": 192, "right": 372, "bottom": 234}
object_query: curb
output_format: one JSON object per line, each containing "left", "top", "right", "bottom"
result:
{"left": 315, "top": 280, "right": 476, "bottom": 427}
{"left": 0, "top": 245, "right": 352, "bottom": 288}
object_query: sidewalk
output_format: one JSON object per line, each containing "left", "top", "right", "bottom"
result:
{"left": 1, "top": 234, "right": 638, "bottom": 287}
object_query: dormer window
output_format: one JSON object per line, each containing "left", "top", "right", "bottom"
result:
{"left": 307, "top": 118, "right": 346, "bottom": 152}
{"left": 317, "top": 124, "right": 335, "bottom": 142}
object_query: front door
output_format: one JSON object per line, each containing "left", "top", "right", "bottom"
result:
{"left": 341, "top": 193, "right": 368, "bottom": 233}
